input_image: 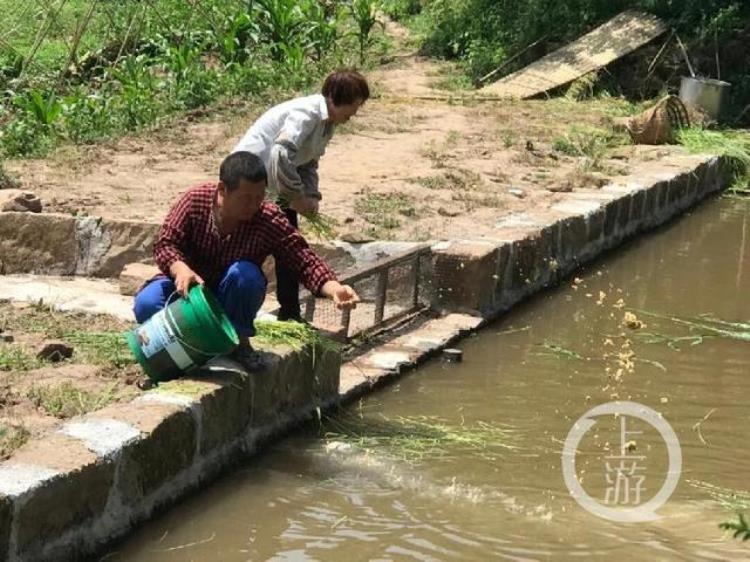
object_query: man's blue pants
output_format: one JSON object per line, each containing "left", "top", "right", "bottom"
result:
{"left": 133, "top": 261, "right": 267, "bottom": 338}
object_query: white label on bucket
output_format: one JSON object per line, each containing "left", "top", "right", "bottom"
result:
{"left": 164, "top": 337, "right": 194, "bottom": 371}
{"left": 135, "top": 309, "right": 194, "bottom": 370}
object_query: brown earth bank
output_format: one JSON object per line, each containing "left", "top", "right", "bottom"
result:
{"left": 0, "top": 300, "right": 139, "bottom": 459}
{"left": 5, "top": 49, "right": 693, "bottom": 244}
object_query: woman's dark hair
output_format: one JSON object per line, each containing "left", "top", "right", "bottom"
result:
{"left": 219, "top": 151, "right": 267, "bottom": 192}
{"left": 322, "top": 69, "right": 370, "bottom": 107}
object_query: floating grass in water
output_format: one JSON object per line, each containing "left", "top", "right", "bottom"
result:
{"left": 720, "top": 513, "right": 750, "bottom": 541}
{"left": 632, "top": 309, "right": 750, "bottom": 347}
{"left": 302, "top": 212, "right": 339, "bottom": 240}
{"left": 321, "top": 410, "right": 518, "bottom": 465}
{"left": 537, "top": 341, "right": 584, "bottom": 360}
{"left": 677, "top": 128, "right": 750, "bottom": 195}
{"left": 688, "top": 480, "right": 750, "bottom": 512}
{"left": 688, "top": 480, "right": 750, "bottom": 540}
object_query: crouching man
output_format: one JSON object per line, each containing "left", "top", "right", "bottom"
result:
{"left": 132, "top": 151, "right": 359, "bottom": 365}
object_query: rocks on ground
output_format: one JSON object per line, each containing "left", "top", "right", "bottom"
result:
{"left": 36, "top": 340, "right": 75, "bottom": 362}
{"left": 0, "top": 190, "right": 42, "bottom": 213}
{"left": 119, "top": 262, "right": 160, "bottom": 296}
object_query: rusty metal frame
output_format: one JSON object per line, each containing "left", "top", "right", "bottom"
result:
{"left": 301, "top": 243, "right": 432, "bottom": 339}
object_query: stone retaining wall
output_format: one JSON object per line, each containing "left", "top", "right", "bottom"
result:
{"left": 0, "top": 214, "right": 354, "bottom": 280}
{"left": 428, "top": 154, "right": 731, "bottom": 317}
{"left": 0, "top": 346, "right": 340, "bottom": 562}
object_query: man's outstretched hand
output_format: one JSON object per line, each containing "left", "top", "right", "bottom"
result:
{"left": 321, "top": 280, "right": 360, "bottom": 310}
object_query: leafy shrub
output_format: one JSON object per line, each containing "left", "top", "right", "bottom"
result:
{"left": 63, "top": 88, "right": 120, "bottom": 144}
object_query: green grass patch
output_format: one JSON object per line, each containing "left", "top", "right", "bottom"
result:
{"left": 0, "top": 424, "right": 30, "bottom": 460}
{"left": 677, "top": 128, "right": 750, "bottom": 195}
{"left": 408, "top": 175, "right": 450, "bottom": 190}
{"left": 0, "top": 0, "right": 394, "bottom": 159}
{"left": 62, "top": 330, "right": 135, "bottom": 367}
{"left": 27, "top": 380, "right": 119, "bottom": 418}
{"left": 552, "top": 124, "right": 629, "bottom": 165}
{"left": 0, "top": 160, "right": 19, "bottom": 189}
{"left": 0, "top": 345, "right": 39, "bottom": 371}
{"left": 354, "top": 191, "right": 415, "bottom": 237}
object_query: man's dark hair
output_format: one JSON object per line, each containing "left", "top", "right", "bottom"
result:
{"left": 219, "top": 151, "right": 267, "bottom": 191}
{"left": 322, "top": 69, "right": 370, "bottom": 107}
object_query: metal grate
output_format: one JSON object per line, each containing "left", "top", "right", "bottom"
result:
{"left": 301, "top": 244, "right": 431, "bottom": 340}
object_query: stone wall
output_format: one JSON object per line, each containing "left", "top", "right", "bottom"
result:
{"left": 0, "top": 344, "right": 340, "bottom": 562}
{"left": 427, "top": 154, "right": 731, "bottom": 317}
{"left": 0, "top": 213, "right": 355, "bottom": 283}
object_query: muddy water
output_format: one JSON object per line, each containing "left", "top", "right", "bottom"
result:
{"left": 110, "top": 198, "right": 750, "bottom": 561}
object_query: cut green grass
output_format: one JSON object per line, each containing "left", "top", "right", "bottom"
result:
{"left": 537, "top": 341, "right": 584, "bottom": 360}
{"left": 688, "top": 480, "right": 750, "bottom": 541}
{"left": 322, "top": 410, "right": 518, "bottom": 465}
{"left": 255, "top": 319, "right": 339, "bottom": 353}
{"left": 301, "top": 212, "right": 339, "bottom": 240}
{"left": 633, "top": 310, "right": 750, "bottom": 346}
{"left": 720, "top": 513, "right": 750, "bottom": 541}
{"left": 677, "top": 127, "right": 750, "bottom": 195}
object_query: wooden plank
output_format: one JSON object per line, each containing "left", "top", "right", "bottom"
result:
{"left": 481, "top": 11, "right": 666, "bottom": 99}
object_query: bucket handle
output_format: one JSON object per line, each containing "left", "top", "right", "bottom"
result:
{"left": 164, "top": 290, "right": 234, "bottom": 357}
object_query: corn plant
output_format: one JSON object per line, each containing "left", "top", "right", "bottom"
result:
{"left": 303, "top": 0, "right": 341, "bottom": 61}
{"left": 348, "top": 0, "right": 384, "bottom": 64}
{"left": 109, "top": 54, "right": 163, "bottom": 129}
{"left": 251, "top": 0, "right": 307, "bottom": 60}
{"left": 215, "top": 11, "right": 260, "bottom": 64}
{"left": 13, "top": 90, "right": 62, "bottom": 127}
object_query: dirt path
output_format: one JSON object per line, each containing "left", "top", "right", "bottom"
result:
{"left": 7, "top": 23, "right": 686, "bottom": 242}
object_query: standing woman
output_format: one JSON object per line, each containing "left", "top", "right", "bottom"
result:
{"left": 233, "top": 69, "right": 369, "bottom": 321}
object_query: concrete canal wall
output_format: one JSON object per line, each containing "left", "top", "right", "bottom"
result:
{"left": 0, "top": 152, "right": 733, "bottom": 561}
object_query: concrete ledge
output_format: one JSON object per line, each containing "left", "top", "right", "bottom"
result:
{"left": 429, "top": 154, "right": 732, "bottom": 317}
{"left": 0, "top": 343, "right": 340, "bottom": 562}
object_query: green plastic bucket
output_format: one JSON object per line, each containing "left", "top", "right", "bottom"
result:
{"left": 126, "top": 285, "right": 239, "bottom": 382}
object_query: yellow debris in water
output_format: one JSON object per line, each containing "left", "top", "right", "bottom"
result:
{"left": 622, "top": 311, "right": 646, "bottom": 330}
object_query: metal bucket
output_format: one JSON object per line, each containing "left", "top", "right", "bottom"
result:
{"left": 679, "top": 76, "right": 731, "bottom": 121}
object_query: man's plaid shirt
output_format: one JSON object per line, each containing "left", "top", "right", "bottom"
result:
{"left": 154, "top": 183, "right": 336, "bottom": 292}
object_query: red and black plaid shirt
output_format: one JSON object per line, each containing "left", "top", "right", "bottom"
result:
{"left": 154, "top": 183, "right": 336, "bottom": 292}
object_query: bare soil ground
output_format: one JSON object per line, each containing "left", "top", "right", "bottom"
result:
{"left": 0, "top": 301, "right": 139, "bottom": 459}
{"left": 6, "top": 29, "right": 688, "bottom": 243}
